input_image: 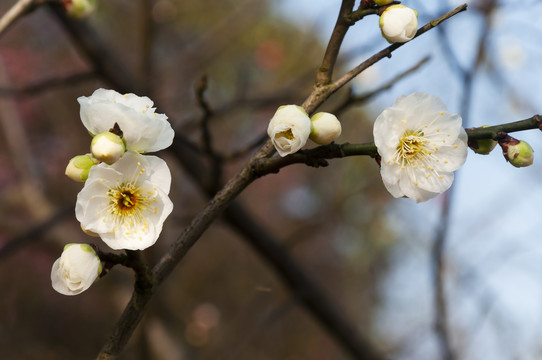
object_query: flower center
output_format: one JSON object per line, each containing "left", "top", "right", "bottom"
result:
{"left": 119, "top": 191, "right": 136, "bottom": 210}
{"left": 107, "top": 183, "right": 152, "bottom": 226}
{"left": 396, "top": 130, "right": 431, "bottom": 164}
{"left": 276, "top": 129, "right": 294, "bottom": 140}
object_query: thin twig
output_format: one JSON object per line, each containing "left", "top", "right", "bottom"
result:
{"left": 0, "top": 0, "right": 41, "bottom": 37}
{"left": 46, "top": 2, "right": 141, "bottom": 93}
{"left": 302, "top": 4, "right": 468, "bottom": 114}
{"left": 316, "top": 0, "right": 356, "bottom": 86}
{"left": 195, "top": 75, "right": 214, "bottom": 155}
{"left": 223, "top": 133, "right": 268, "bottom": 160}
{"left": 432, "top": 189, "right": 457, "bottom": 360}
{"left": 0, "top": 206, "right": 72, "bottom": 261}
{"left": 195, "top": 75, "right": 223, "bottom": 189}
{"left": 253, "top": 114, "right": 542, "bottom": 176}
{"left": 0, "top": 71, "right": 95, "bottom": 97}
{"left": 332, "top": 4, "right": 468, "bottom": 93}
{"left": 333, "top": 56, "right": 431, "bottom": 115}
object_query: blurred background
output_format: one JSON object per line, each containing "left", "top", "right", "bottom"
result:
{"left": 0, "top": 0, "right": 541, "bottom": 359}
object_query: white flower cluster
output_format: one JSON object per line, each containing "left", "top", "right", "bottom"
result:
{"left": 52, "top": 89, "right": 175, "bottom": 295}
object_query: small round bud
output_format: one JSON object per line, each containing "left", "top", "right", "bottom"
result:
{"left": 375, "top": 0, "right": 394, "bottom": 5}
{"left": 63, "top": 0, "right": 97, "bottom": 19}
{"left": 379, "top": 5, "right": 418, "bottom": 43}
{"left": 500, "top": 136, "right": 534, "bottom": 168}
{"left": 91, "top": 132, "right": 126, "bottom": 164}
{"left": 309, "top": 112, "right": 342, "bottom": 145}
{"left": 468, "top": 126, "right": 497, "bottom": 155}
{"left": 65, "top": 154, "right": 99, "bottom": 182}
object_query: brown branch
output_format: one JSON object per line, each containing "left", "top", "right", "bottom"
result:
{"left": 431, "top": 189, "right": 457, "bottom": 360}
{"left": 315, "top": 0, "right": 356, "bottom": 86}
{"left": 96, "top": 4, "right": 471, "bottom": 359}
{"left": 302, "top": 4, "right": 468, "bottom": 115}
{"left": 194, "top": 74, "right": 223, "bottom": 190}
{"left": 333, "top": 56, "right": 431, "bottom": 115}
{"left": 0, "top": 205, "right": 72, "bottom": 261}
{"left": 332, "top": 4, "right": 468, "bottom": 94}
{"left": 432, "top": 4, "right": 495, "bottom": 359}
{"left": 252, "top": 114, "right": 542, "bottom": 177}
{"left": 0, "top": 71, "right": 95, "bottom": 97}
{"left": 46, "top": 2, "right": 141, "bottom": 93}
{"left": 195, "top": 75, "right": 214, "bottom": 156}
{"left": 94, "top": 111, "right": 542, "bottom": 359}
{"left": 0, "top": 0, "right": 44, "bottom": 36}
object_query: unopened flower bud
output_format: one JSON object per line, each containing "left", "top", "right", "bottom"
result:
{"left": 62, "top": 0, "right": 97, "bottom": 19}
{"left": 375, "top": 0, "right": 394, "bottom": 5}
{"left": 65, "top": 154, "right": 99, "bottom": 182}
{"left": 267, "top": 105, "right": 311, "bottom": 157}
{"left": 309, "top": 112, "right": 342, "bottom": 145}
{"left": 468, "top": 126, "right": 497, "bottom": 155}
{"left": 379, "top": 5, "right": 418, "bottom": 43}
{"left": 51, "top": 243, "right": 102, "bottom": 296}
{"left": 499, "top": 136, "right": 534, "bottom": 168}
{"left": 91, "top": 132, "right": 126, "bottom": 164}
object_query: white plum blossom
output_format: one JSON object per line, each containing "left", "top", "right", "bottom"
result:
{"left": 373, "top": 92, "right": 468, "bottom": 203}
{"left": 267, "top": 105, "right": 311, "bottom": 157}
{"left": 51, "top": 243, "right": 102, "bottom": 296}
{"left": 309, "top": 112, "right": 342, "bottom": 145}
{"left": 76, "top": 151, "right": 173, "bottom": 250}
{"left": 379, "top": 5, "right": 418, "bottom": 43}
{"left": 78, "top": 88, "right": 174, "bottom": 153}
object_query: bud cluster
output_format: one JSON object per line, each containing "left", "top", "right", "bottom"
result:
{"left": 54, "top": 88, "right": 175, "bottom": 296}
{"left": 267, "top": 106, "right": 342, "bottom": 156}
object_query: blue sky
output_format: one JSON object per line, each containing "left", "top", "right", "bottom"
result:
{"left": 274, "top": 1, "right": 542, "bottom": 359}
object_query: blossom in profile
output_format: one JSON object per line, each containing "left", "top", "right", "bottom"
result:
{"left": 78, "top": 89, "right": 174, "bottom": 153}
{"left": 267, "top": 105, "right": 311, "bottom": 157}
{"left": 309, "top": 112, "right": 342, "bottom": 145}
{"left": 373, "top": 92, "right": 468, "bottom": 203}
{"left": 379, "top": 5, "right": 418, "bottom": 43}
{"left": 51, "top": 243, "right": 102, "bottom": 296}
{"left": 76, "top": 151, "right": 173, "bottom": 250}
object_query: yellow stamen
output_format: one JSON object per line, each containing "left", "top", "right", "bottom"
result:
{"left": 276, "top": 129, "right": 295, "bottom": 140}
